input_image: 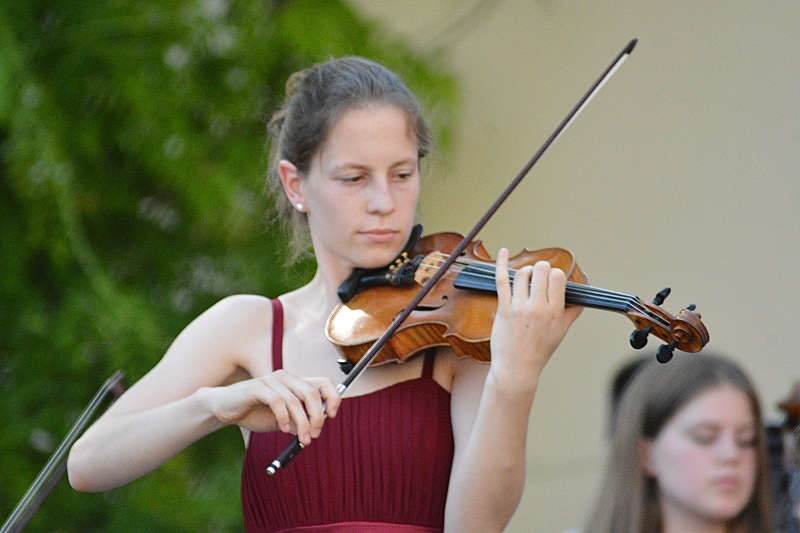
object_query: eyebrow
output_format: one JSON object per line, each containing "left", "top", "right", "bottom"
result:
{"left": 687, "top": 422, "right": 756, "bottom": 432}
{"left": 389, "top": 158, "right": 418, "bottom": 168}
{"left": 329, "top": 158, "right": 417, "bottom": 173}
{"left": 329, "top": 163, "right": 368, "bottom": 174}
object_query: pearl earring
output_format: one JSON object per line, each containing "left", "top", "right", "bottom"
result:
{"left": 295, "top": 203, "right": 304, "bottom": 212}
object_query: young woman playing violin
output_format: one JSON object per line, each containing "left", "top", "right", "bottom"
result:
{"left": 67, "top": 57, "right": 582, "bottom": 533}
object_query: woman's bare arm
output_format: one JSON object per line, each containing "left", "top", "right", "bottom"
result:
{"left": 443, "top": 254, "right": 582, "bottom": 532}
{"left": 67, "top": 294, "right": 340, "bottom": 492}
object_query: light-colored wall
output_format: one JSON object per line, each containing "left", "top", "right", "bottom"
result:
{"left": 350, "top": 1, "right": 799, "bottom": 531}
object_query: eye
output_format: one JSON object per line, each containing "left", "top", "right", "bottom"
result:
{"left": 394, "top": 169, "right": 415, "bottom": 180}
{"left": 688, "top": 429, "right": 718, "bottom": 445}
{"left": 340, "top": 174, "right": 365, "bottom": 183}
{"left": 736, "top": 431, "right": 757, "bottom": 448}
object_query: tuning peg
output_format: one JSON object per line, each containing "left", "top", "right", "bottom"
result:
{"left": 337, "top": 357, "right": 355, "bottom": 375}
{"left": 629, "top": 325, "right": 652, "bottom": 349}
{"left": 653, "top": 287, "right": 671, "bottom": 305}
{"left": 686, "top": 303, "right": 696, "bottom": 311}
{"left": 656, "top": 340, "right": 678, "bottom": 364}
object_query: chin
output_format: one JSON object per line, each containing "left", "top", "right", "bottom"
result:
{"left": 357, "top": 250, "right": 400, "bottom": 270}
{"left": 354, "top": 240, "right": 406, "bottom": 269}
{"left": 702, "top": 498, "right": 750, "bottom": 523}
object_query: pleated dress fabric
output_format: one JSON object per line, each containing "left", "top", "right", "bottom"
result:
{"left": 241, "top": 299, "right": 454, "bottom": 533}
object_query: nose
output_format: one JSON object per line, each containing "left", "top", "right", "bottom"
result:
{"left": 366, "top": 176, "right": 394, "bottom": 215}
{"left": 716, "top": 433, "right": 743, "bottom": 463}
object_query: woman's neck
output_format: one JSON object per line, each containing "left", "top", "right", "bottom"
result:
{"left": 293, "top": 269, "right": 342, "bottom": 317}
{"left": 307, "top": 246, "right": 367, "bottom": 312}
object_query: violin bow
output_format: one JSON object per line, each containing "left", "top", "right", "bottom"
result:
{"left": 0, "top": 371, "right": 126, "bottom": 533}
{"left": 266, "top": 38, "right": 638, "bottom": 475}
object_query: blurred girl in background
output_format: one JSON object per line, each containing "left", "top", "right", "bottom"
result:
{"left": 585, "top": 354, "right": 772, "bottom": 533}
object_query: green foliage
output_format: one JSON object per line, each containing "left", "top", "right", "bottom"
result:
{"left": 0, "top": 1, "right": 457, "bottom": 530}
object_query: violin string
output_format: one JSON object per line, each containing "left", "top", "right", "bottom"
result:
{"left": 422, "top": 252, "right": 615, "bottom": 299}
{"left": 431, "top": 252, "right": 639, "bottom": 299}
{"left": 424, "top": 252, "right": 635, "bottom": 303}
{"left": 419, "top": 252, "right": 671, "bottom": 330}
{"left": 424, "top": 252, "right": 635, "bottom": 305}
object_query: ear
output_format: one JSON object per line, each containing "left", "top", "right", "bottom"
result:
{"left": 278, "top": 160, "right": 306, "bottom": 211}
{"left": 640, "top": 439, "right": 656, "bottom": 477}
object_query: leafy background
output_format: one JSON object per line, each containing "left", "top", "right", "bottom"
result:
{"left": 0, "top": 1, "right": 456, "bottom": 530}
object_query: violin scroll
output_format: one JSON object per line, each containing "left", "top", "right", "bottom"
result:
{"left": 627, "top": 296, "right": 710, "bottom": 363}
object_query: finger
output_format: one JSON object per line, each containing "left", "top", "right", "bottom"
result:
{"left": 531, "top": 261, "right": 551, "bottom": 305}
{"left": 495, "top": 248, "right": 512, "bottom": 309}
{"left": 255, "top": 386, "right": 292, "bottom": 433}
{"left": 311, "top": 377, "right": 342, "bottom": 419}
{"left": 263, "top": 374, "right": 312, "bottom": 445}
{"left": 284, "top": 377, "right": 325, "bottom": 438}
{"left": 547, "top": 267, "right": 567, "bottom": 310}
{"left": 513, "top": 265, "right": 533, "bottom": 306}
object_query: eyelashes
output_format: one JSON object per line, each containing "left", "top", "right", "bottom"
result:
{"left": 688, "top": 431, "right": 757, "bottom": 448}
{"left": 336, "top": 170, "right": 415, "bottom": 183}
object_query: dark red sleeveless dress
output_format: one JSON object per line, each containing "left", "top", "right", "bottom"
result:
{"left": 241, "top": 299, "right": 454, "bottom": 533}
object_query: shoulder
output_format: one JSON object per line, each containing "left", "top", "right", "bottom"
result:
{"left": 189, "top": 294, "right": 272, "bottom": 342}
{"left": 202, "top": 294, "right": 273, "bottom": 328}
{"left": 206, "top": 293, "right": 272, "bottom": 315}
{"left": 171, "top": 294, "right": 273, "bottom": 371}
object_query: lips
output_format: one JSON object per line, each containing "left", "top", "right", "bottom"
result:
{"left": 711, "top": 475, "right": 743, "bottom": 491}
{"left": 359, "top": 229, "right": 399, "bottom": 243}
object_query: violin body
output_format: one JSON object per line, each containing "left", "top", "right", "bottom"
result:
{"left": 326, "top": 232, "right": 584, "bottom": 365}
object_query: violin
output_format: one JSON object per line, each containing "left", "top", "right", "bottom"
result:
{"left": 326, "top": 230, "right": 709, "bottom": 369}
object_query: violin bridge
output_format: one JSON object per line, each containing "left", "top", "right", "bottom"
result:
{"left": 414, "top": 252, "right": 439, "bottom": 286}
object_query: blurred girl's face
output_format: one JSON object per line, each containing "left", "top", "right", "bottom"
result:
{"left": 644, "top": 385, "right": 758, "bottom": 527}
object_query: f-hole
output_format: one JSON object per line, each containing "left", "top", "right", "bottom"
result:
{"left": 413, "top": 293, "right": 448, "bottom": 311}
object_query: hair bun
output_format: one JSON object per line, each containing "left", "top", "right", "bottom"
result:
{"left": 267, "top": 110, "right": 287, "bottom": 139}
{"left": 285, "top": 68, "right": 309, "bottom": 99}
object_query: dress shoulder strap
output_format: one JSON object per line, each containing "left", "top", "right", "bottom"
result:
{"left": 422, "top": 349, "right": 436, "bottom": 379}
{"left": 270, "top": 298, "right": 284, "bottom": 371}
